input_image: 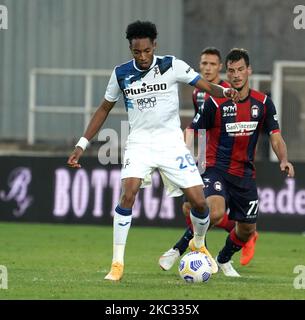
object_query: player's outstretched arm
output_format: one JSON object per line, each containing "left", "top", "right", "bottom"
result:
{"left": 270, "top": 132, "right": 295, "bottom": 178}
{"left": 67, "top": 99, "right": 116, "bottom": 168}
{"left": 194, "top": 78, "right": 239, "bottom": 102}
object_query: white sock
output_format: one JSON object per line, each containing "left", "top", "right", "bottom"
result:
{"left": 190, "top": 209, "right": 210, "bottom": 248}
{"left": 112, "top": 207, "right": 132, "bottom": 264}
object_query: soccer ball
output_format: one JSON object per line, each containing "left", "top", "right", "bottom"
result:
{"left": 178, "top": 251, "right": 212, "bottom": 283}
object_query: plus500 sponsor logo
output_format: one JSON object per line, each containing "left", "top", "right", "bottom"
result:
{"left": 123, "top": 83, "right": 167, "bottom": 97}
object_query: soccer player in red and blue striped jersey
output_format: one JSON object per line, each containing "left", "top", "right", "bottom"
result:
{"left": 159, "top": 48, "right": 294, "bottom": 276}
{"left": 190, "top": 48, "right": 294, "bottom": 276}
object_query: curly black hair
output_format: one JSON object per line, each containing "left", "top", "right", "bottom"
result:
{"left": 126, "top": 20, "right": 158, "bottom": 43}
{"left": 225, "top": 48, "right": 250, "bottom": 68}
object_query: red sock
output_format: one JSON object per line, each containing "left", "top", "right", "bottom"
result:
{"left": 216, "top": 212, "right": 235, "bottom": 232}
{"left": 229, "top": 229, "right": 246, "bottom": 247}
{"left": 185, "top": 214, "right": 193, "bottom": 231}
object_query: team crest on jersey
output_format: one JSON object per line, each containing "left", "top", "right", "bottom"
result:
{"left": 251, "top": 105, "right": 260, "bottom": 118}
{"left": 214, "top": 181, "right": 222, "bottom": 192}
{"left": 153, "top": 66, "right": 160, "bottom": 78}
{"left": 123, "top": 158, "right": 130, "bottom": 168}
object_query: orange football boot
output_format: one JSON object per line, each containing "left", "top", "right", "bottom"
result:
{"left": 240, "top": 231, "right": 259, "bottom": 266}
{"left": 104, "top": 262, "right": 124, "bottom": 281}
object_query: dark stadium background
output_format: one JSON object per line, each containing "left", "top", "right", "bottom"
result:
{"left": 1, "top": 0, "right": 304, "bottom": 233}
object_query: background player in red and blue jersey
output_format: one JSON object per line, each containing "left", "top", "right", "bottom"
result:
{"left": 191, "top": 48, "right": 294, "bottom": 276}
{"left": 192, "top": 47, "right": 230, "bottom": 116}
{"left": 159, "top": 48, "right": 240, "bottom": 271}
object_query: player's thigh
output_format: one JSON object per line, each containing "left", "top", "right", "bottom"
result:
{"left": 158, "top": 146, "right": 203, "bottom": 190}
{"left": 121, "top": 146, "right": 153, "bottom": 180}
{"left": 201, "top": 168, "right": 227, "bottom": 203}
{"left": 228, "top": 180, "right": 259, "bottom": 224}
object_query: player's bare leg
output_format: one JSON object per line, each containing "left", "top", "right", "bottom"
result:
{"left": 104, "top": 177, "right": 141, "bottom": 281}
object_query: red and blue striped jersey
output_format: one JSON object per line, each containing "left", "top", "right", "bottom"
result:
{"left": 191, "top": 89, "right": 280, "bottom": 178}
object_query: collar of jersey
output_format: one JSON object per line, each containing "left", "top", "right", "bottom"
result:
{"left": 238, "top": 89, "right": 251, "bottom": 103}
{"left": 133, "top": 55, "right": 157, "bottom": 72}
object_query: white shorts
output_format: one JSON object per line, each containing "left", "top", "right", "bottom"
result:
{"left": 121, "top": 141, "right": 203, "bottom": 197}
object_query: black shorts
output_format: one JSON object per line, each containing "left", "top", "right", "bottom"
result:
{"left": 201, "top": 167, "right": 259, "bottom": 223}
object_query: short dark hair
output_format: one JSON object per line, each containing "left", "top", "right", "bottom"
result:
{"left": 126, "top": 20, "right": 158, "bottom": 43}
{"left": 201, "top": 47, "right": 222, "bottom": 61}
{"left": 225, "top": 48, "right": 250, "bottom": 68}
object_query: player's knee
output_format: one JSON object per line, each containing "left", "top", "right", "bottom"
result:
{"left": 209, "top": 207, "right": 225, "bottom": 225}
{"left": 120, "top": 191, "right": 136, "bottom": 208}
{"left": 189, "top": 198, "right": 208, "bottom": 213}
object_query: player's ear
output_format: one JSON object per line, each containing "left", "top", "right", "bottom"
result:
{"left": 219, "top": 63, "right": 223, "bottom": 72}
{"left": 248, "top": 65, "right": 253, "bottom": 76}
{"left": 152, "top": 40, "right": 157, "bottom": 50}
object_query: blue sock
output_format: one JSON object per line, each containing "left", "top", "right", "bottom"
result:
{"left": 173, "top": 227, "right": 194, "bottom": 255}
{"left": 217, "top": 233, "right": 243, "bottom": 264}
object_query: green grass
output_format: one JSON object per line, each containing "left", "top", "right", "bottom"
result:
{"left": 0, "top": 222, "right": 304, "bottom": 299}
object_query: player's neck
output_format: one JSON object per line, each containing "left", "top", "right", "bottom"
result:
{"left": 134, "top": 55, "right": 156, "bottom": 71}
{"left": 213, "top": 77, "right": 221, "bottom": 85}
{"left": 206, "top": 76, "right": 221, "bottom": 85}
{"left": 239, "top": 86, "right": 250, "bottom": 101}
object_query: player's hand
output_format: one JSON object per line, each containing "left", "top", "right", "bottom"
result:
{"left": 67, "top": 147, "right": 83, "bottom": 169}
{"left": 223, "top": 88, "right": 240, "bottom": 103}
{"left": 280, "top": 161, "right": 295, "bottom": 178}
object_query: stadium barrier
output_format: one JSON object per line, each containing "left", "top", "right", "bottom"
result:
{"left": 0, "top": 156, "right": 304, "bottom": 233}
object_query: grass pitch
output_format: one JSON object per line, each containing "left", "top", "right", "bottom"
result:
{"left": 0, "top": 222, "right": 304, "bottom": 300}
